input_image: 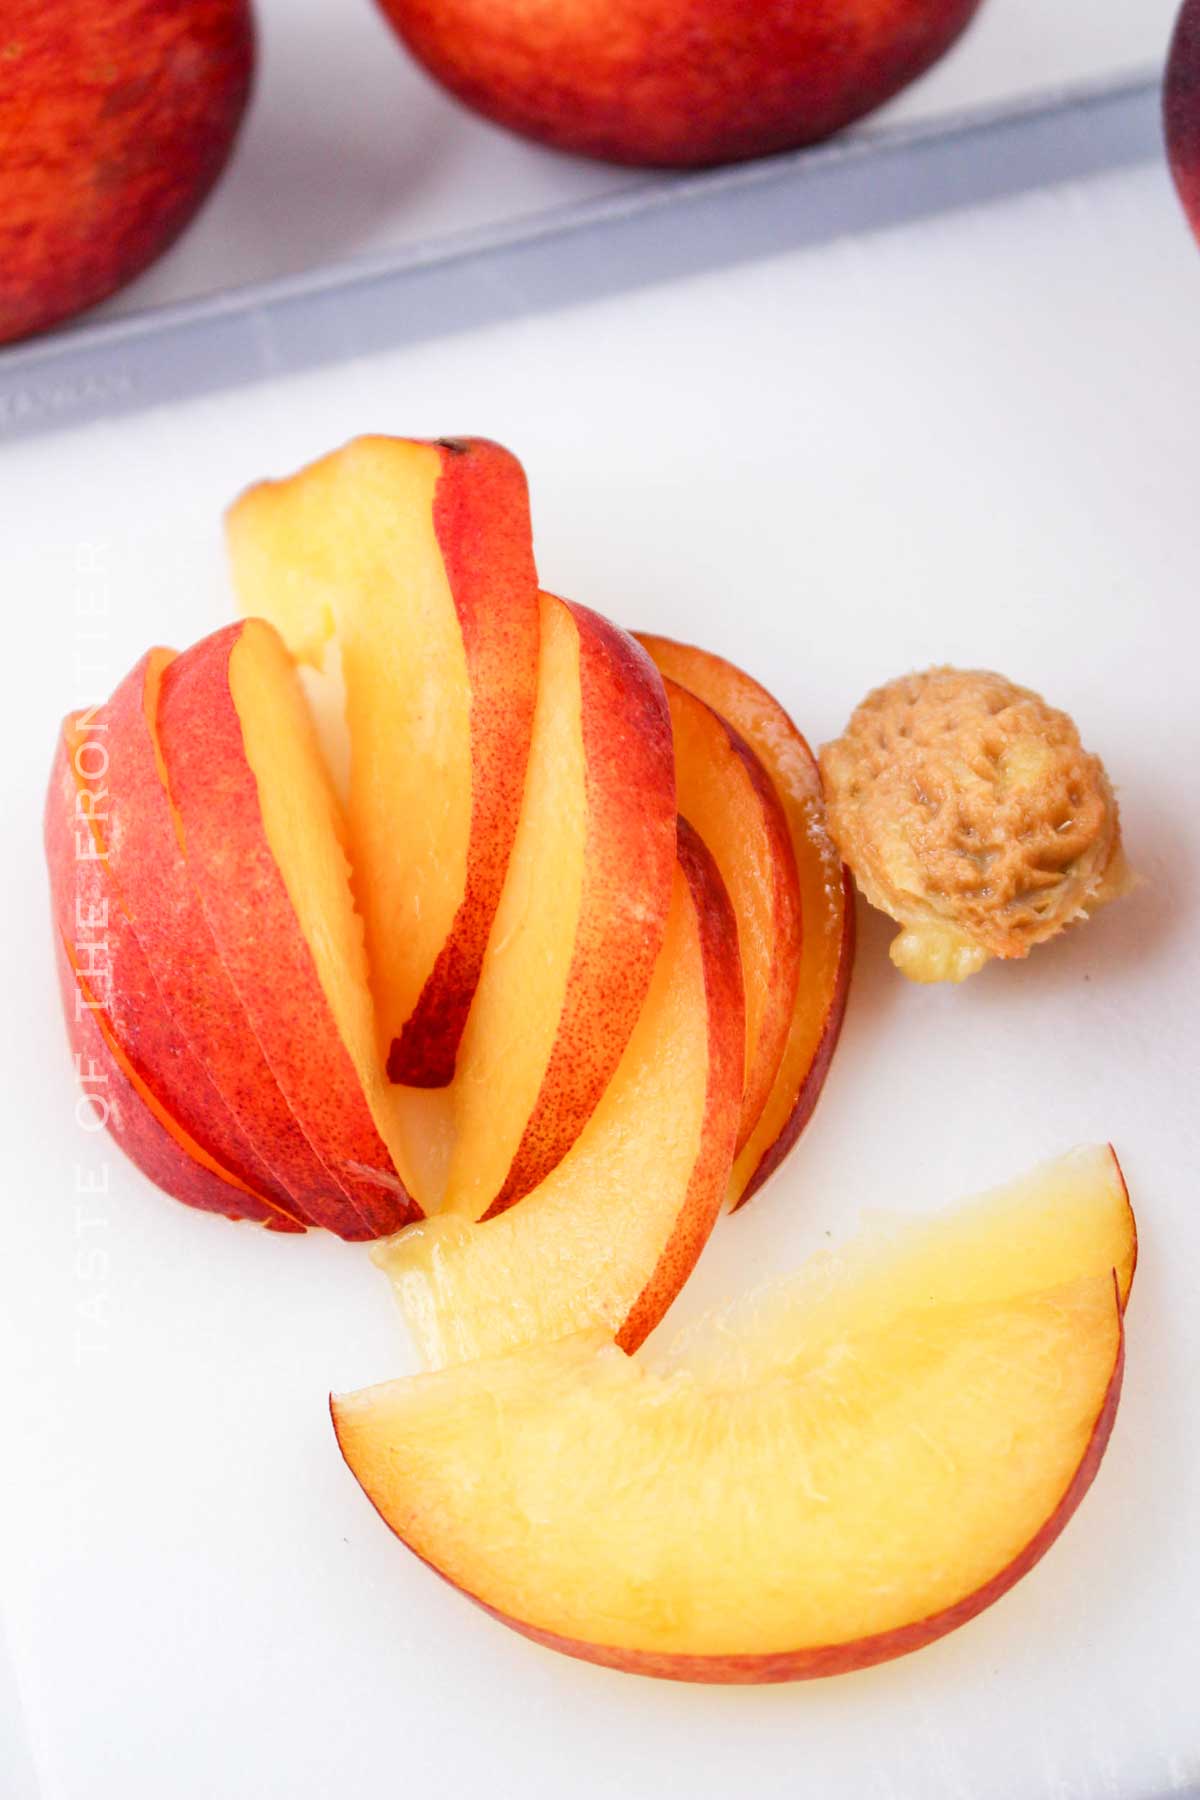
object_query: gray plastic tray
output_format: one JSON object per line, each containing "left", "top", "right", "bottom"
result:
{"left": 0, "top": 71, "right": 1160, "bottom": 444}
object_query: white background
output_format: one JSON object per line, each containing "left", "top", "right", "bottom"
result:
{"left": 3, "top": 5, "right": 1199, "bottom": 1800}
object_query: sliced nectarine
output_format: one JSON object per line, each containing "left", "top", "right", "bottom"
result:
{"left": 52, "top": 931, "right": 299, "bottom": 1230}
{"left": 226, "top": 436, "right": 540, "bottom": 1086}
{"left": 45, "top": 720, "right": 303, "bottom": 1229}
{"left": 638, "top": 635, "right": 854, "bottom": 1205}
{"left": 334, "top": 1147, "right": 1132, "bottom": 1682}
{"left": 157, "top": 620, "right": 418, "bottom": 1240}
{"left": 439, "top": 593, "right": 675, "bottom": 1219}
{"left": 80, "top": 652, "right": 366, "bottom": 1230}
{"left": 662, "top": 676, "right": 801, "bottom": 1153}
{"left": 375, "top": 818, "right": 743, "bottom": 1361}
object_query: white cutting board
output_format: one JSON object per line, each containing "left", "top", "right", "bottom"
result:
{"left": 2, "top": 155, "right": 1198, "bottom": 1800}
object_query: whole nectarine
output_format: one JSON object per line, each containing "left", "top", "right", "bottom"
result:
{"left": 0, "top": 0, "right": 253, "bottom": 344}
{"left": 375, "top": 0, "right": 984, "bottom": 168}
{"left": 1167, "top": 0, "right": 1200, "bottom": 243}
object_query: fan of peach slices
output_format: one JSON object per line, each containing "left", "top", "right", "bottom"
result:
{"left": 47, "top": 435, "right": 1135, "bottom": 1685}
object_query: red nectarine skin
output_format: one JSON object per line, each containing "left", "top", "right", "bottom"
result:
{"left": 347, "top": 1297, "right": 1124, "bottom": 1683}
{"left": 661, "top": 678, "right": 803, "bottom": 1157}
{"left": 0, "top": 0, "right": 254, "bottom": 343}
{"left": 96, "top": 653, "right": 358, "bottom": 1232}
{"left": 712, "top": 714, "right": 803, "bottom": 1154}
{"left": 376, "top": 0, "right": 984, "bottom": 168}
{"left": 52, "top": 931, "right": 299, "bottom": 1231}
{"left": 1167, "top": 0, "right": 1200, "bottom": 244}
{"left": 45, "top": 727, "right": 301, "bottom": 1229}
{"left": 157, "top": 624, "right": 415, "bottom": 1242}
{"left": 484, "top": 603, "right": 677, "bottom": 1216}
{"left": 387, "top": 439, "right": 541, "bottom": 1087}
{"left": 635, "top": 635, "right": 854, "bottom": 1208}
{"left": 616, "top": 815, "right": 743, "bottom": 1352}
{"left": 1109, "top": 1145, "right": 1139, "bottom": 1295}
{"left": 734, "top": 867, "right": 855, "bottom": 1207}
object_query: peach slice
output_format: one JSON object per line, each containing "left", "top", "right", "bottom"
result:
{"left": 334, "top": 1147, "right": 1133, "bottom": 1682}
{"left": 45, "top": 722, "right": 302, "bottom": 1230}
{"left": 226, "top": 436, "right": 540, "bottom": 1087}
{"left": 637, "top": 635, "right": 854, "bottom": 1206}
{"left": 662, "top": 676, "right": 801, "bottom": 1153}
{"left": 76, "top": 653, "right": 356, "bottom": 1230}
{"left": 374, "top": 818, "right": 743, "bottom": 1361}
{"left": 157, "top": 620, "right": 418, "bottom": 1240}
{"left": 440, "top": 593, "right": 675, "bottom": 1219}
{"left": 53, "top": 932, "right": 300, "bottom": 1230}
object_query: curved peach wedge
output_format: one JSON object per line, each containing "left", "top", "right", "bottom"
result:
{"left": 374, "top": 818, "right": 743, "bottom": 1363}
{"left": 441, "top": 593, "right": 675, "bottom": 1220}
{"left": 334, "top": 1147, "right": 1133, "bottom": 1682}
{"left": 637, "top": 635, "right": 854, "bottom": 1206}
{"left": 45, "top": 721, "right": 301, "bottom": 1231}
{"left": 662, "top": 676, "right": 801, "bottom": 1153}
{"left": 80, "top": 652, "right": 356, "bottom": 1230}
{"left": 157, "top": 620, "right": 419, "bottom": 1240}
{"left": 226, "top": 436, "right": 540, "bottom": 1087}
{"left": 52, "top": 930, "right": 298, "bottom": 1230}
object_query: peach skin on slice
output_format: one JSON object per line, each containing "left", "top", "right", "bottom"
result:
{"left": 439, "top": 593, "right": 675, "bottom": 1220}
{"left": 53, "top": 932, "right": 299, "bottom": 1230}
{"left": 661, "top": 676, "right": 801, "bottom": 1154}
{"left": 334, "top": 1146, "right": 1133, "bottom": 1682}
{"left": 374, "top": 817, "right": 743, "bottom": 1362}
{"left": 157, "top": 620, "right": 418, "bottom": 1240}
{"left": 74, "top": 656, "right": 347, "bottom": 1230}
{"left": 637, "top": 635, "right": 854, "bottom": 1206}
{"left": 45, "top": 723, "right": 302, "bottom": 1230}
{"left": 226, "top": 435, "right": 540, "bottom": 1087}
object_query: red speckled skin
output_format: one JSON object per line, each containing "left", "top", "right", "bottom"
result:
{"left": 661, "top": 677, "right": 803, "bottom": 1159}
{"left": 1167, "top": 0, "right": 1200, "bottom": 243}
{"left": 158, "top": 623, "right": 418, "bottom": 1243}
{"left": 615, "top": 815, "right": 744, "bottom": 1353}
{"left": 483, "top": 599, "right": 677, "bottom": 1217}
{"left": 98, "top": 654, "right": 356, "bottom": 1232}
{"left": 0, "top": 0, "right": 253, "bottom": 344}
{"left": 734, "top": 865, "right": 854, "bottom": 1207}
{"left": 386, "top": 439, "right": 541, "bottom": 1088}
{"left": 376, "top": 0, "right": 983, "bottom": 168}
{"left": 44, "top": 724, "right": 301, "bottom": 1229}
{"left": 52, "top": 928, "right": 301, "bottom": 1230}
{"left": 636, "top": 634, "right": 854, "bottom": 1210}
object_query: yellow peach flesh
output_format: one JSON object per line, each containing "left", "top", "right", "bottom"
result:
{"left": 227, "top": 439, "right": 472, "bottom": 1056}
{"left": 378, "top": 861, "right": 712, "bottom": 1360}
{"left": 441, "top": 593, "right": 587, "bottom": 1217}
{"left": 663, "top": 678, "right": 800, "bottom": 1152}
{"left": 635, "top": 634, "right": 852, "bottom": 1208}
{"left": 228, "top": 620, "right": 418, "bottom": 1193}
{"left": 335, "top": 1147, "right": 1129, "bottom": 1670}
